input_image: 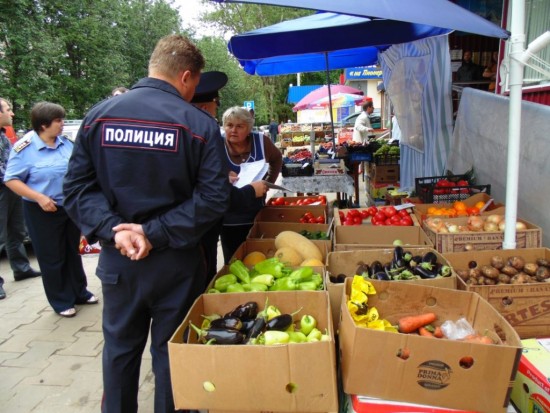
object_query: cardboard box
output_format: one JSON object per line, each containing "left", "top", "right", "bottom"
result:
{"left": 369, "top": 182, "right": 400, "bottom": 199}
{"left": 232, "top": 238, "right": 330, "bottom": 263}
{"left": 168, "top": 291, "right": 339, "bottom": 412}
{"left": 422, "top": 217, "right": 542, "bottom": 253}
{"left": 333, "top": 226, "right": 433, "bottom": 251}
{"left": 247, "top": 222, "right": 331, "bottom": 254}
{"left": 413, "top": 193, "right": 505, "bottom": 224}
{"left": 339, "top": 279, "right": 522, "bottom": 413}
{"left": 333, "top": 207, "right": 418, "bottom": 226}
{"left": 442, "top": 248, "right": 550, "bottom": 339}
{"left": 325, "top": 248, "right": 457, "bottom": 331}
{"left": 511, "top": 338, "right": 550, "bottom": 413}
{"left": 369, "top": 164, "right": 400, "bottom": 183}
{"left": 255, "top": 206, "right": 328, "bottom": 223}
{"left": 266, "top": 196, "right": 328, "bottom": 213}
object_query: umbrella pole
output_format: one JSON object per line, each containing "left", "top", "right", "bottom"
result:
{"left": 325, "top": 52, "right": 336, "bottom": 151}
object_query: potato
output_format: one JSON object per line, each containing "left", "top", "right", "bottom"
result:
{"left": 481, "top": 265, "right": 500, "bottom": 279}
{"left": 535, "top": 266, "right": 550, "bottom": 281}
{"left": 490, "top": 255, "right": 505, "bottom": 270}
{"left": 501, "top": 265, "right": 519, "bottom": 276}
{"left": 498, "top": 273, "right": 511, "bottom": 284}
{"left": 508, "top": 256, "right": 526, "bottom": 271}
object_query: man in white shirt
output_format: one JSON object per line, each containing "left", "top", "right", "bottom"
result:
{"left": 352, "top": 101, "right": 374, "bottom": 144}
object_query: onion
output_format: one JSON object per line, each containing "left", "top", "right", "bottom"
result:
{"left": 467, "top": 216, "right": 484, "bottom": 232}
{"left": 516, "top": 221, "right": 527, "bottom": 230}
{"left": 498, "top": 220, "right": 506, "bottom": 231}
{"left": 426, "top": 218, "right": 444, "bottom": 232}
{"left": 447, "top": 224, "right": 460, "bottom": 233}
{"left": 486, "top": 214, "right": 504, "bottom": 225}
{"left": 483, "top": 221, "right": 499, "bottom": 231}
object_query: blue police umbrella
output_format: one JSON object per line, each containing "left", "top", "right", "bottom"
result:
{"left": 229, "top": 12, "right": 452, "bottom": 76}
{"left": 211, "top": 0, "right": 510, "bottom": 40}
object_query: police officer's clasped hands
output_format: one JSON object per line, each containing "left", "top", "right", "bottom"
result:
{"left": 112, "top": 223, "right": 153, "bottom": 261}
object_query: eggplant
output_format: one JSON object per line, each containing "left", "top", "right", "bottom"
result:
{"left": 393, "top": 246, "right": 404, "bottom": 263}
{"left": 336, "top": 273, "right": 347, "bottom": 283}
{"left": 369, "top": 261, "right": 384, "bottom": 277}
{"left": 210, "top": 316, "right": 243, "bottom": 331}
{"left": 413, "top": 265, "right": 438, "bottom": 279}
{"left": 246, "top": 317, "right": 266, "bottom": 340}
{"left": 410, "top": 255, "right": 423, "bottom": 268}
{"left": 240, "top": 319, "right": 256, "bottom": 334}
{"left": 355, "top": 263, "right": 370, "bottom": 277}
{"left": 224, "top": 301, "right": 258, "bottom": 320}
{"left": 374, "top": 271, "right": 391, "bottom": 281}
{"left": 266, "top": 314, "right": 293, "bottom": 331}
{"left": 422, "top": 251, "right": 438, "bottom": 266}
{"left": 189, "top": 323, "right": 245, "bottom": 345}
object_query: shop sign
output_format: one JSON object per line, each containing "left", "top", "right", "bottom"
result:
{"left": 345, "top": 66, "right": 383, "bottom": 80}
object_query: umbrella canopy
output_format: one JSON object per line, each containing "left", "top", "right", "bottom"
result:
{"left": 212, "top": 0, "right": 510, "bottom": 39}
{"left": 293, "top": 85, "right": 363, "bottom": 111}
{"left": 229, "top": 12, "right": 451, "bottom": 76}
{"left": 301, "top": 93, "right": 371, "bottom": 111}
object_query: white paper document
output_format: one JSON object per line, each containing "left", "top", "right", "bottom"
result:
{"left": 234, "top": 160, "right": 269, "bottom": 188}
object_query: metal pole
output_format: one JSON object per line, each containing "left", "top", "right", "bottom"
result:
{"left": 325, "top": 52, "right": 336, "bottom": 150}
{"left": 502, "top": 0, "right": 525, "bottom": 249}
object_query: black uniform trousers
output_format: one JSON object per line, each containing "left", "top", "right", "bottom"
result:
{"left": 23, "top": 201, "right": 90, "bottom": 313}
{"left": 0, "top": 186, "right": 32, "bottom": 275}
{"left": 97, "top": 245, "right": 205, "bottom": 413}
{"left": 220, "top": 223, "right": 254, "bottom": 265}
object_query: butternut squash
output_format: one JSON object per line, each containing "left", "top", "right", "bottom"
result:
{"left": 275, "top": 247, "right": 303, "bottom": 266}
{"left": 274, "top": 231, "right": 323, "bottom": 262}
{"left": 300, "top": 258, "right": 325, "bottom": 267}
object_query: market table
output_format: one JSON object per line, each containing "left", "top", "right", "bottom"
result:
{"left": 280, "top": 174, "right": 355, "bottom": 205}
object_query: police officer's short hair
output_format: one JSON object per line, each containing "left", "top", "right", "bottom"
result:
{"left": 221, "top": 106, "right": 255, "bottom": 131}
{"left": 30, "top": 102, "right": 66, "bottom": 133}
{"left": 148, "top": 34, "right": 205, "bottom": 79}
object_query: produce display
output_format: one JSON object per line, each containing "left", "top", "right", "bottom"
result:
{"left": 338, "top": 206, "right": 414, "bottom": 226}
{"left": 455, "top": 254, "right": 550, "bottom": 285}
{"left": 190, "top": 300, "right": 330, "bottom": 345}
{"left": 210, "top": 258, "right": 324, "bottom": 293}
{"left": 299, "top": 211, "right": 326, "bottom": 224}
{"left": 424, "top": 214, "right": 527, "bottom": 233}
{"left": 346, "top": 276, "right": 497, "bottom": 347}
{"left": 283, "top": 148, "right": 312, "bottom": 163}
{"left": 329, "top": 246, "right": 452, "bottom": 283}
{"left": 275, "top": 230, "right": 324, "bottom": 263}
{"left": 298, "top": 229, "right": 329, "bottom": 240}
{"left": 422, "top": 200, "right": 486, "bottom": 217}
{"left": 268, "top": 195, "right": 327, "bottom": 206}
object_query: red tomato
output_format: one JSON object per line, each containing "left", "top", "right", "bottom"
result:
{"left": 390, "top": 215, "right": 402, "bottom": 224}
{"left": 308, "top": 218, "right": 317, "bottom": 224}
{"left": 360, "top": 210, "right": 370, "bottom": 219}
{"left": 344, "top": 218, "right": 355, "bottom": 226}
{"left": 348, "top": 209, "right": 361, "bottom": 217}
{"left": 374, "top": 211, "right": 387, "bottom": 222}
{"left": 271, "top": 197, "right": 285, "bottom": 206}
{"left": 400, "top": 216, "right": 414, "bottom": 226}
{"left": 316, "top": 216, "right": 325, "bottom": 224}
{"left": 383, "top": 206, "right": 397, "bottom": 218}
{"left": 339, "top": 211, "right": 345, "bottom": 221}
{"left": 398, "top": 209, "right": 410, "bottom": 218}
{"left": 353, "top": 216, "right": 362, "bottom": 225}
{"left": 367, "top": 206, "right": 378, "bottom": 216}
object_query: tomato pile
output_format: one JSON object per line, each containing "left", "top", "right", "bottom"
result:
{"left": 432, "top": 178, "right": 470, "bottom": 195}
{"left": 268, "top": 195, "right": 327, "bottom": 206}
{"left": 299, "top": 211, "right": 326, "bottom": 224}
{"left": 339, "top": 206, "right": 414, "bottom": 226}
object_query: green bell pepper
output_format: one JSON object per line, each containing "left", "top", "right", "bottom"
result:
{"left": 254, "top": 257, "right": 285, "bottom": 278}
{"left": 311, "top": 273, "right": 324, "bottom": 288}
{"left": 300, "top": 314, "right": 317, "bottom": 336}
{"left": 242, "top": 282, "right": 268, "bottom": 292}
{"left": 226, "top": 283, "right": 245, "bottom": 293}
{"left": 288, "top": 331, "right": 307, "bottom": 343}
{"left": 229, "top": 260, "right": 251, "bottom": 284}
{"left": 306, "top": 327, "right": 323, "bottom": 342}
{"left": 250, "top": 274, "right": 275, "bottom": 287}
{"left": 289, "top": 267, "right": 313, "bottom": 283}
{"left": 213, "top": 274, "right": 237, "bottom": 292}
{"left": 263, "top": 330, "right": 290, "bottom": 345}
{"left": 269, "top": 277, "right": 297, "bottom": 291}
{"left": 297, "top": 281, "right": 318, "bottom": 291}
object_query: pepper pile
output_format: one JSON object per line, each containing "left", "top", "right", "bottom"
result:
{"left": 190, "top": 300, "right": 329, "bottom": 345}
{"left": 210, "top": 258, "right": 324, "bottom": 293}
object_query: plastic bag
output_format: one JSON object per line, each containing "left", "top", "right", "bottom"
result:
{"left": 440, "top": 317, "right": 475, "bottom": 340}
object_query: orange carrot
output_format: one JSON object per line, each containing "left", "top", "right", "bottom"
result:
{"left": 463, "top": 334, "right": 493, "bottom": 345}
{"left": 433, "top": 326, "right": 444, "bottom": 338}
{"left": 398, "top": 312, "right": 437, "bottom": 334}
{"left": 418, "top": 326, "right": 435, "bottom": 338}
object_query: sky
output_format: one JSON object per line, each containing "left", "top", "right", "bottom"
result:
{"left": 173, "top": 0, "right": 219, "bottom": 37}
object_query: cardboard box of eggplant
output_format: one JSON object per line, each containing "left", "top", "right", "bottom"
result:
{"left": 168, "top": 291, "right": 339, "bottom": 412}
{"left": 442, "top": 248, "right": 550, "bottom": 339}
{"left": 325, "top": 248, "right": 457, "bottom": 330}
{"left": 333, "top": 225, "right": 433, "bottom": 252}
{"left": 338, "top": 278, "right": 522, "bottom": 413}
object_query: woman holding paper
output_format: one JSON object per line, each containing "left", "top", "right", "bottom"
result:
{"left": 220, "top": 106, "right": 282, "bottom": 263}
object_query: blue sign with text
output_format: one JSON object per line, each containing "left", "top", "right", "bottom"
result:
{"left": 345, "top": 66, "right": 383, "bottom": 80}
{"left": 243, "top": 101, "right": 255, "bottom": 110}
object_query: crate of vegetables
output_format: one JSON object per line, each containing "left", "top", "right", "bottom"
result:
{"left": 442, "top": 248, "right": 550, "bottom": 338}
{"left": 168, "top": 290, "right": 338, "bottom": 412}
{"left": 339, "top": 278, "right": 522, "bottom": 413}
{"left": 255, "top": 206, "right": 327, "bottom": 224}
{"left": 325, "top": 247, "right": 456, "bottom": 331}
{"left": 415, "top": 175, "right": 491, "bottom": 204}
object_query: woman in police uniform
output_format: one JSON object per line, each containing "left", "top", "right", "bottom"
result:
{"left": 4, "top": 102, "right": 97, "bottom": 317}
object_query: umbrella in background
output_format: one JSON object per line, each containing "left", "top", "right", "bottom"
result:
{"left": 211, "top": 0, "right": 510, "bottom": 39}
{"left": 229, "top": 12, "right": 452, "bottom": 76}
{"left": 300, "top": 93, "right": 371, "bottom": 111}
{"left": 292, "top": 85, "right": 363, "bottom": 111}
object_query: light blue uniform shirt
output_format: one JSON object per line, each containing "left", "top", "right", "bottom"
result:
{"left": 4, "top": 131, "right": 73, "bottom": 206}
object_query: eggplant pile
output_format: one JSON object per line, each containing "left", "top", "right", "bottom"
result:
{"left": 354, "top": 247, "right": 453, "bottom": 281}
{"left": 189, "top": 300, "right": 328, "bottom": 345}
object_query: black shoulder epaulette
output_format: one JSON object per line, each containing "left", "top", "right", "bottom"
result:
{"left": 13, "top": 136, "right": 32, "bottom": 153}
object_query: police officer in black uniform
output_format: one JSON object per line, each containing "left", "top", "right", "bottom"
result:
{"left": 63, "top": 34, "right": 231, "bottom": 413}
